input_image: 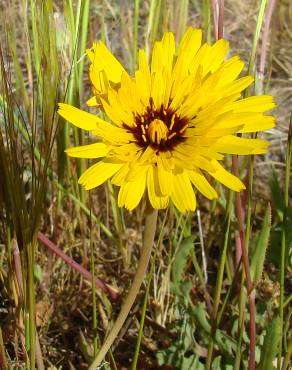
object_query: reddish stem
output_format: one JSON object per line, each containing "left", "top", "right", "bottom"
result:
{"left": 218, "top": 0, "right": 224, "bottom": 39}
{"left": 211, "top": 0, "right": 219, "bottom": 40}
{"left": 37, "top": 232, "right": 119, "bottom": 300}
{"left": 259, "top": 0, "right": 277, "bottom": 92}
{"left": 212, "top": 0, "right": 224, "bottom": 39}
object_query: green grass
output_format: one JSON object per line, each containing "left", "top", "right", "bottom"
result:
{"left": 0, "top": 1, "right": 291, "bottom": 369}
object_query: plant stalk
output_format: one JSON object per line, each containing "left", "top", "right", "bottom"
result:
{"left": 88, "top": 207, "right": 158, "bottom": 369}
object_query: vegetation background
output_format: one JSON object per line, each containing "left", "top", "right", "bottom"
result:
{"left": 0, "top": 0, "right": 291, "bottom": 369}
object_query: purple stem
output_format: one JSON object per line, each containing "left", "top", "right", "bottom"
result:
{"left": 259, "top": 0, "right": 277, "bottom": 78}
{"left": 37, "top": 232, "right": 119, "bottom": 300}
{"left": 259, "top": 0, "right": 277, "bottom": 92}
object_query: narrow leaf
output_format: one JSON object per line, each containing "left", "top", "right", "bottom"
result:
{"left": 172, "top": 237, "right": 193, "bottom": 283}
{"left": 250, "top": 204, "right": 271, "bottom": 285}
{"left": 258, "top": 316, "right": 281, "bottom": 370}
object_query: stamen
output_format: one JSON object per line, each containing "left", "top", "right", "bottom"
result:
{"left": 179, "top": 123, "right": 188, "bottom": 133}
{"left": 168, "top": 132, "right": 176, "bottom": 139}
{"left": 169, "top": 115, "right": 176, "bottom": 130}
{"left": 148, "top": 119, "right": 169, "bottom": 145}
{"left": 132, "top": 100, "right": 189, "bottom": 151}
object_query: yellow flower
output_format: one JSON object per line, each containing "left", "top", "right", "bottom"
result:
{"left": 58, "top": 28, "right": 275, "bottom": 213}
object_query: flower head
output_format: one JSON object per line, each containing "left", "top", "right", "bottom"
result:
{"left": 58, "top": 28, "right": 275, "bottom": 213}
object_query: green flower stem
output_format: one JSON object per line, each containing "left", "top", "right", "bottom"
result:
{"left": 131, "top": 209, "right": 168, "bottom": 369}
{"left": 131, "top": 254, "right": 154, "bottom": 370}
{"left": 88, "top": 207, "right": 158, "bottom": 369}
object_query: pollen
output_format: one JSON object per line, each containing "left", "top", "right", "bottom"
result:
{"left": 148, "top": 119, "right": 169, "bottom": 144}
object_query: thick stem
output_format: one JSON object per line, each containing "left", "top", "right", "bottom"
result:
{"left": 88, "top": 208, "right": 158, "bottom": 370}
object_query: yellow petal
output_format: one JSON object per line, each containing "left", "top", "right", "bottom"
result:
{"left": 151, "top": 71, "right": 165, "bottom": 109}
{"left": 58, "top": 103, "right": 98, "bottom": 130}
{"left": 135, "top": 70, "right": 150, "bottom": 106}
{"left": 208, "top": 160, "right": 245, "bottom": 192}
{"left": 78, "top": 161, "right": 123, "bottom": 190}
{"left": 161, "top": 32, "right": 176, "bottom": 72}
{"left": 65, "top": 142, "right": 109, "bottom": 158}
{"left": 212, "top": 135, "right": 269, "bottom": 155}
{"left": 157, "top": 158, "right": 173, "bottom": 196}
{"left": 174, "top": 28, "right": 202, "bottom": 76}
{"left": 100, "top": 96, "right": 123, "bottom": 126}
{"left": 86, "top": 96, "right": 98, "bottom": 107}
{"left": 137, "top": 49, "right": 151, "bottom": 99}
{"left": 188, "top": 170, "right": 218, "bottom": 199}
{"left": 226, "top": 95, "right": 276, "bottom": 113}
{"left": 107, "top": 89, "right": 137, "bottom": 127}
{"left": 151, "top": 41, "right": 163, "bottom": 73}
{"left": 190, "top": 39, "right": 229, "bottom": 77}
{"left": 92, "top": 120, "right": 133, "bottom": 144}
{"left": 191, "top": 124, "right": 243, "bottom": 137}
{"left": 188, "top": 43, "right": 211, "bottom": 76}
{"left": 117, "top": 73, "right": 144, "bottom": 115}
{"left": 111, "top": 164, "right": 130, "bottom": 186}
{"left": 239, "top": 115, "right": 275, "bottom": 133}
{"left": 89, "top": 67, "right": 109, "bottom": 95}
{"left": 147, "top": 166, "right": 169, "bottom": 209}
{"left": 216, "top": 56, "right": 245, "bottom": 86}
{"left": 220, "top": 76, "right": 254, "bottom": 96}
{"left": 171, "top": 171, "right": 196, "bottom": 213}
{"left": 207, "top": 39, "right": 229, "bottom": 73}
{"left": 178, "top": 27, "right": 202, "bottom": 56}
{"left": 207, "top": 112, "right": 275, "bottom": 133}
{"left": 87, "top": 41, "right": 126, "bottom": 84}
{"left": 170, "top": 74, "right": 193, "bottom": 111}
{"left": 118, "top": 174, "right": 147, "bottom": 210}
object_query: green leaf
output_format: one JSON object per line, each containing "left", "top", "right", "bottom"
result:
{"left": 172, "top": 237, "right": 194, "bottom": 284}
{"left": 270, "top": 169, "right": 284, "bottom": 219}
{"left": 250, "top": 204, "right": 271, "bottom": 285}
{"left": 258, "top": 316, "right": 281, "bottom": 370}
